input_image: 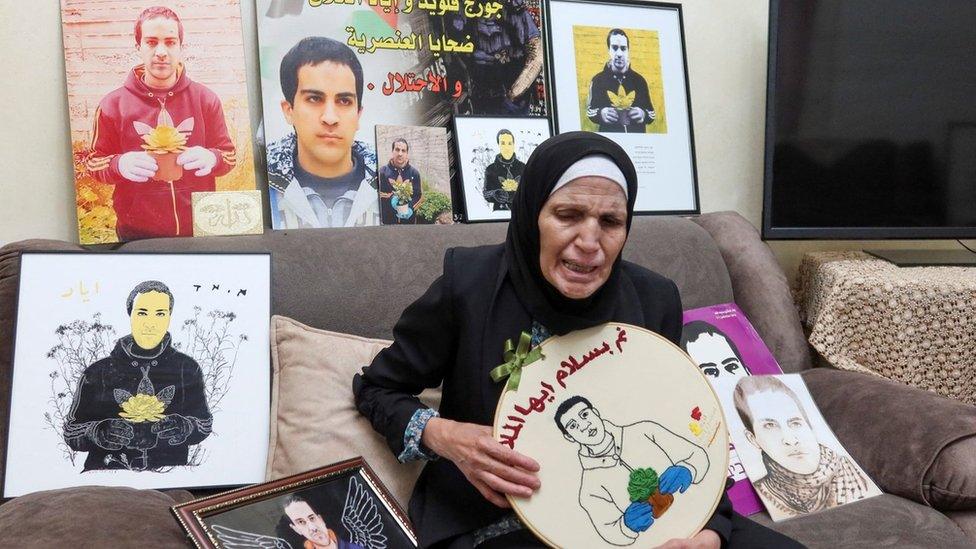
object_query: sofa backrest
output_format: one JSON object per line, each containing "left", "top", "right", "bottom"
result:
{"left": 115, "top": 216, "right": 734, "bottom": 338}
{"left": 3, "top": 214, "right": 801, "bottom": 487}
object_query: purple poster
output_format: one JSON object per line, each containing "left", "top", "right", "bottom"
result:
{"left": 681, "top": 303, "right": 783, "bottom": 517}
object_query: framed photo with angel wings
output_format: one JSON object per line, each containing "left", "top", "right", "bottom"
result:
{"left": 172, "top": 457, "right": 417, "bottom": 549}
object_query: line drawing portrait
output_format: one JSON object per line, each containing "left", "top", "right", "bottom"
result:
{"left": 211, "top": 476, "right": 387, "bottom": 549}
{"left": 733, "top": 376, "right": 879, "bottom": 518}
{"left": 454, "top": 116, "right": 550, "bottom": 222}
{"left": 61, "top": 281, "right": 213, "bottom": 471}
{"left": 553, "top": 395, "right": 710, "bottom": 545}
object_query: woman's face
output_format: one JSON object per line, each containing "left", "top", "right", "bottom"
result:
{"left": 538, "top": 177, "right": 628, "bottom": 299}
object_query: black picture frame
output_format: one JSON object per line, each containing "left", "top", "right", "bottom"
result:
{"left": 544, "top": 0, "right": 700, "bottom": 216}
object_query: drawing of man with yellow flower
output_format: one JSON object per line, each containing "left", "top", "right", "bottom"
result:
{"left": 482, "top": 129, "right": 526, "bottom": 211}
{"left": 63, "top": 280, "right": 212, "bottom": 471}
{"left": 585, "top": 29, "right": 656, "bottom": 134}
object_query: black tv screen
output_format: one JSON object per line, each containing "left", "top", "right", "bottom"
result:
{"left": 763, "top": 0, "right": 976, "bottom": 239}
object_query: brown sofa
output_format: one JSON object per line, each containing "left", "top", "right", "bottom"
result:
{"left": 2, "top": 212, "right": 975, "bottom": 548}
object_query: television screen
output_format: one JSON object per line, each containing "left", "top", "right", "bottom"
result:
{"left": 763, "top": 0, "right": 976, "bottom": 239}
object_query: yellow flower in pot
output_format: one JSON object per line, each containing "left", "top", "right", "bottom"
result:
{"left": 140, "top": 125, "right": 188, "bottom": 181}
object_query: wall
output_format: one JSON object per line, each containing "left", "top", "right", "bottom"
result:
{"left": 0, "top": 1, "right": 967, "bottom": 280}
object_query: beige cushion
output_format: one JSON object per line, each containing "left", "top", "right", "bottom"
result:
{"left": 267, "top": 315, "right": 440, "bottom": 508}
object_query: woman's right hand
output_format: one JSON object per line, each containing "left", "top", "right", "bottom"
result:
{"left": 422, "top": 417, "right": 541, "bottom": 508}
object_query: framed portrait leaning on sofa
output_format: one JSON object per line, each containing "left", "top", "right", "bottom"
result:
{"left": 173, "top": 457, "right": 418, "bottom": 549}
{"left": 2, "top": 252, "right": 271, "bottom": 498}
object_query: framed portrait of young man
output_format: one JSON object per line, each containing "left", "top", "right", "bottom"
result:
{"left": 547, "top": 0, "right": 699, "bottom": 215}
{"left": 453, "top": 115, "right": 552, "bottom": 222}
{"left": 2, "top": 252, "right": 271, "bottom": 498}
{"left": 173, "top": 457, "right": 418, "bottom": 549}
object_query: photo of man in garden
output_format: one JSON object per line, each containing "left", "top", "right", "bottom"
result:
{"left": 378, "top": 138, "right": 425, "bottom": 225}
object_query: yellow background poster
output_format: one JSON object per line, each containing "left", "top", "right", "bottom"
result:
{"left": 572, "top": 26, "right": 668, "bottom": 134}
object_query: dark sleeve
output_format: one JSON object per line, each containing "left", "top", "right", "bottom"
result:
{"left": 180, "top": 359, "right": 213, "bottom": 445}
{"left": 586, "top": 78, "right": 603, "bottom": 124}
{"left": 353, "top": 249, "right": 460, "bottom": 458}
{"left": 63, "top": 370, "right": 101, "bottom": 452}
{"left": 660, "top": 278, "right": 683, "bottom": 346}
{"left": 704, "top": 487, "right": 734, "bottom": 547}
{"left": 635, "top": 74, "right": 654, "bottom": 114}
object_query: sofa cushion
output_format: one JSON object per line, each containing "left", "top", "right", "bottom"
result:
{"left": 267, "top": 315, "right": 440, "bottom": 507}
{"left": 751, "top": 493, "right": 973, "bottom": 548}
{"left": 802, "top": 368, "right": 976, "bottom": 511}
{"left": 0, "top": 486, "right": 189, "bottom": 548}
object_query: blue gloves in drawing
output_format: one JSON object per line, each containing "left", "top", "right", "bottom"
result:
{"left": 624, "top": 501, "right": 654, "bottom": 532}
{"left": 659, "top": 465, "right": 693, "bottom": 494}
{"left": 90, "top": 418, "right": 135, "bottom": 451}
{"left": 152, "top": 414, "right": 194, "bottom": 445}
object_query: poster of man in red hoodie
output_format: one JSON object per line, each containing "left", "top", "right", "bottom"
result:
{"left": 61, "top": 2, "right": 257, "bottom": 244}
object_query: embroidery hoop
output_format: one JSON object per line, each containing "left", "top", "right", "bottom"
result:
{"left": 492, "top": 322, "right": 729, "bottom": 548}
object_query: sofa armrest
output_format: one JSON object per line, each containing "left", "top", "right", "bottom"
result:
{"left": 802, "top": 368, "right": 976, "bottom": 510}
{"left": 690, "top": 212, "right": 813, "bottom": 373}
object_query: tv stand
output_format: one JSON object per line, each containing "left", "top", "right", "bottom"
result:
{"left": 864, "top": 249, "right": 976, "bottom": 267}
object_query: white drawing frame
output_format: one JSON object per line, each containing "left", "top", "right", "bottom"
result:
{"left": 3, "top": 252, "right": 272, "bottom": 497}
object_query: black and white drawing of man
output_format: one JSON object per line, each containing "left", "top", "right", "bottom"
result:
{"left": 283, "top": 495, "right": 365, "bottom": 549}
{"left": 553, "top": 396, "right": 710, "bottom": 545}
{"left": 482, "top": 129, "right": 526, "bottom": 211}
{"left": 63, "top": 280, "right": 212, "bottom": 471}
{"left": 733, "top": 376, "right": 873, "bottom": 517}
{"left": 680, "top": 321, "right": 751, "bottom": 399}
{"left": 586, "top": 28, "right": 656, "bottom": 134}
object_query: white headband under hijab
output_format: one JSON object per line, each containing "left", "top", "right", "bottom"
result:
{"left": 549, "top": 154, "right": 628, "bottom": 198}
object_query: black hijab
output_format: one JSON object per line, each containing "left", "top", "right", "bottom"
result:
{"left": 504, "top": 131, "right": 639, "bottom": 335}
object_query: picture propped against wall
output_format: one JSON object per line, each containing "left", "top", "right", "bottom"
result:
{"left": 60, "top": 1, "right": 258, "bottom": 244}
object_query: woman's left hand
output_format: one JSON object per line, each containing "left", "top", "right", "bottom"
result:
{"left": 654, "top": 529, "right": 721, "bottom": 549}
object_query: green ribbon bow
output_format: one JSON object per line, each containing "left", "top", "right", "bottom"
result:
{"left": 490, "top": 331, "right": 544, "bottom": 392}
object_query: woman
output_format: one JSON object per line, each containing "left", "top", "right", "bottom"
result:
{"left": 354, "top": 132, "right": 801, "bottom": 548}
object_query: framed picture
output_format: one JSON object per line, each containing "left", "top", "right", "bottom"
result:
{"left": 375, "top": 125, "right": 454, "bottom": 225}
{"left": 453, "top": 115, "right": 552, "bottom": 222}
{"left": 547, "top": 0, "right": 699, "bottom": 214}
{"left": 256, "top": 0, "right": 551, "bottom": 230}
{"left": 60, "top": 0, "right": 258, "bottom": 244}
{"left": 2, "top": 252, "right": 271, "bottom": 497}
{"left": 173, "top": 457, "right": 418, "bottom": 549}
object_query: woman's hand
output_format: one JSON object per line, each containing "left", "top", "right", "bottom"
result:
{"left": 422, "top": 418, "right": 540, "bottom": 508}
{"left": 655, "top": 529, "right": 721, "bottom": 549}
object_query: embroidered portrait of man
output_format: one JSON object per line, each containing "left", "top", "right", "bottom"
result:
{"left": 553, "top": 396, "right": 710, "bottom": 545}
